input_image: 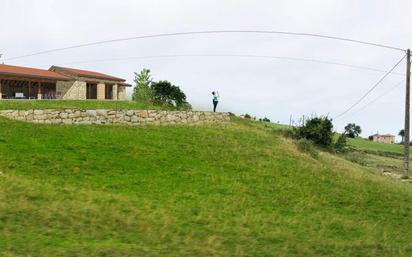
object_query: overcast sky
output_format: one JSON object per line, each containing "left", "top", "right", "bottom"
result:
{"left": 1, "top": 0, "right": 412, "bottom": 138}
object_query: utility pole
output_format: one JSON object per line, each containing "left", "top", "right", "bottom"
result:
{"left": 403, "top": 49, "right": 411, "bottom": 179}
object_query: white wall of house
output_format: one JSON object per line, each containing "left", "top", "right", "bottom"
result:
{"left": 372, "top": 135, "right": 395, "bottom": 144}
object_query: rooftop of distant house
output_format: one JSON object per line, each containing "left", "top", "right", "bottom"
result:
{"left": 372, "top": 133, "right": 395, "bottom": 137}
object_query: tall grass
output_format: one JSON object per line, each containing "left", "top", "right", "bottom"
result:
{"left": 1, "top": 117, "right": 412, "bottom": 256}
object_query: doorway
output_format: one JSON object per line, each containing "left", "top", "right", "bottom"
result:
{"left": 105, "top": 84, "right": 113, "bottom": 99}
{"left": 86, "top": 83, "right": 97, "bottom": 99}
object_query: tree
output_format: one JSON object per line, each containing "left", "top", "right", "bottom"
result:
{"left": 132, "top": 68, "right": 153, "bottom": 102}
{"left": 151, "top": 80, "right": 190, "bottom": 108}
{"left": 294, "top": 116, "right": 334, "bottom": 147}
{"left": 344, "top": 123, "right": 362, "bottom": 138}
{"left": 262, "top": 117, "right": 271, "bottom": 122}
{"left": 399, "top": 129, "right": 405, "bottom": 143}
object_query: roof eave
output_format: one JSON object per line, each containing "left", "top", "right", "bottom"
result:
{"left": 118, "top": 83, "right": 132, "bottom": 87}
{"left": 80, "top": 74, "right": 125, "bottom": 82}
{"left": 0, "top": 71, "right": 71, "bottom": 81}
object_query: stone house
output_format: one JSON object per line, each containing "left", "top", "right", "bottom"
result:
{"left": 0, "top": 64, "right": 131, "bottom": 100}
{"left": 372, "top": 133, "right": 395, "bottom": 144}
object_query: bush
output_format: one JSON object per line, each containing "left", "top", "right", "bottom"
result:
{"left": 344, "top": 152, "right": 367, "bottom": 166}
{"left": 293, "top": 116, "right": 333, "bottom": 147}
{"left": 151, "top": 80, "right": 190, "bottom": 108}
{"left": 296, "top": 139, "right": 319, "bottom": 158}
{"left": 262, "top": 117, "right": 271, "bottom": 122}
{"left": 132, "top": 69, "right": 191, "bottom": 110}
{"left": 334, "top": 133, "right": 348, "bottom": 153}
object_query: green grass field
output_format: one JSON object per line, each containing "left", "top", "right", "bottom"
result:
{"left": 347, "top": 136, "right": 404, "bottom": 155}
{"left": 0, "top": 100, "right": 174, "bottom": 110}
{"left": 1, "top": 116, "right": 412, "bottom": 256}
{"left": 343, "top": 136, "right": 407, "bottom": 175}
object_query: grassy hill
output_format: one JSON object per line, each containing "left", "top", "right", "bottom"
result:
{"left": 1, "top": 116, "right": 412, "bottom": 256}
{"left": 344, "top": 136, "right": 406, "bottom": 176}
{"left": 348, "top": 136, "right": 404, "bottom": 155}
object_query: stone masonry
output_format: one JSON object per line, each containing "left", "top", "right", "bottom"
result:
{"left": 0, "top": 109, "right": 230, "bottom": 125}
{"left": 56, "top": 81, "right": 87, "bottom": 100}
{"left": 97, "top": 83, "right": 105, "bottom": 100}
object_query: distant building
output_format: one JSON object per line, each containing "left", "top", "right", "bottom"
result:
{"left": 371, "top": 134, "right": 395, "bottom": 144}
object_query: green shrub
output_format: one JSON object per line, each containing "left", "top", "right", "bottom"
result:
{"left": 293, "top": 116, "right": 333, "bottom": 147}
{"left": 296, "top": 139, "right": 319, "bottom": 159}
{"left": 151, "top": 80, "right": 190, "bottom": 108}
{"left": 344, "top": 152, "right": 367, "bottom": 166}
{"left": 132, "top": 68, "right": 153, "bottom": 103}
{"left": 334, "top": 134, "right": 348, "bottom": 153}
{"left": 132, "top": 69, "right": 191, "bottom": 110}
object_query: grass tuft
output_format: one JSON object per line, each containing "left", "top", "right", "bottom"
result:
{"left": 296, "top": 138, "right": 319, "bottom": 159}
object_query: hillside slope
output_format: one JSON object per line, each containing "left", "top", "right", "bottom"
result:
{"left": 1, "top": 117, "right": 412, "bottom": 256}
{"left": 345, "top": 136, "right": 406, "bottom": 176}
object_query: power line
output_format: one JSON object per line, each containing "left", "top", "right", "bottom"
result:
{"left": 333, "top": 54, "right": 407, "bottom": 120}
{"left": 344, "top": 79, "right": 404, "bottom": 117}
{"left": 3, "top": 30, "right": 406, "bottom": 61}
{"left": 47, "top": 54, "right": 404, "bottom": 76}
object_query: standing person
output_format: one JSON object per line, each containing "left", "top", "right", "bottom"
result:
{"left": 212, "top": 91, "right": 219, "bottom": 112}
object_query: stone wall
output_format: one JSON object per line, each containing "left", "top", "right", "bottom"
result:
{"left": 0, "top": 109, "right": 230, "bottom": 125}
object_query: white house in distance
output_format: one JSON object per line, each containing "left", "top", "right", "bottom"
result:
{"left": 371, "top": 133, "right": 395, "bottom": 144}
{"left": 0, "top": 64, "right": 131, "bottom": 100}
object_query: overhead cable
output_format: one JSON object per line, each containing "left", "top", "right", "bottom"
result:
{"left": 2, "top": 30, "right": 406, "bottom": 61}
{"left": 333, "top": 54, "right": 406, "bottom": 120}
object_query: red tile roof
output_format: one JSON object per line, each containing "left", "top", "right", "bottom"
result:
{"left": 0, "top": 64, "right": 70, "bottom": 81}
{"left": 50, "top": 66, "right": 125, "bottom": 82}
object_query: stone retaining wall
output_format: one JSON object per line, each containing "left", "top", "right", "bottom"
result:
{"left": 0, "top": 109, "right": 230, "bottom": 125}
